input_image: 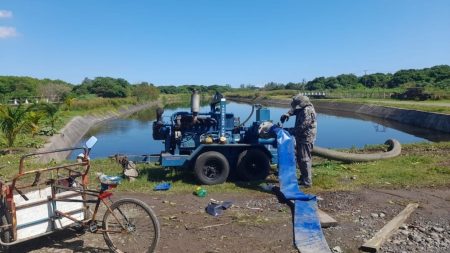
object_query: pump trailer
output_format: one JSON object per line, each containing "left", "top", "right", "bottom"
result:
{"left": 132, "top": 91, "right": 281, "bottom": 185}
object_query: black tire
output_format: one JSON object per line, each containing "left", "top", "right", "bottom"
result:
{"left": 237, "top": 149, "right": 270, "bottom": 181}
{"left": 0, "top": 207, "right": 11, "bottom": 252}
{"left": 103, "top": 198, "right": 160, "bottom": 253}
{"left": 194, "top": 151, "right": 230, "bottom": 185}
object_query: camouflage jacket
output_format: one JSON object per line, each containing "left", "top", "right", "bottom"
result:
{"left": 288, "top": 105, "right": 317, "bottom": 143}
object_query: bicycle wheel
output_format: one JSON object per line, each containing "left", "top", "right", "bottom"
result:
{"left": 102, "top": 198, "right": 160, "bottom": 253}
{"left": 0, "top": 206, "right": 11, "bottom": 252}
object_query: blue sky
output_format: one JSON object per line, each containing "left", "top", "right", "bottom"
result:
{"left": 0, "top": 1, "right": 449, "bottom": 86}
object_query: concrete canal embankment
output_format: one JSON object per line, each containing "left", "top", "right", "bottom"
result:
{"left": 228, "top": 97, "right": 450, "bottom": 134}
{"left": 37, "top": 102, "right": 159, "bottom": 162}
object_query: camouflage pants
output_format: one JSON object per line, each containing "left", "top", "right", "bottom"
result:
{"left": 296, "top": 142, "right": 314, "bottom": 186}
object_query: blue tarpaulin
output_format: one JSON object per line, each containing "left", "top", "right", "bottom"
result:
{"left": 272, "top": 126, "right": 331, "bottom": 253}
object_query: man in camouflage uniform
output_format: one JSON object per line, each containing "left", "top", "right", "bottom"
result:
{"left": 280, "top": 94, "right": 317, "bottom": 187}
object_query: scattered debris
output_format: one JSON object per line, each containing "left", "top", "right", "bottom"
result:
{"left": 205, "top": 201, "right": 233, "bottom": 216}
{"left": 113, "top": 154, "right": 139, "bottom": 181}
{"left": 162, "top": 200, "right": 176, "bottom": 206}
{"left": 154, "top": 182, "right": 172, "bottom": 191}
{"left": 360, "top": 203, "right": 419, "bottom": 252}
{"left": 123, "top": 160, "right": 138, "bottom": 181}
{"left": 317, "top": 209, "right": 338, "bottom": 228}
{"left": 195, "top": 186, "right": 207, "bottom": 197}
{"left": 259, "top": 182, "right": 275, "bottom": 191}
{"left": 332, "top": 246, "right": 343, "bottom": 253}
{"left": 197, "top": 222, "right": 233, "bottom": 230}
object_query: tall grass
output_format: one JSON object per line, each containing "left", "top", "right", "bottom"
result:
{"left": 70, "top": 97, "right": 139, "bottom": 111}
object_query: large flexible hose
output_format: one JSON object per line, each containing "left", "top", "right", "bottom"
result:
{"left": 234, "top": 104, "right": 256, "bottom": 130}
{"left": 312, "top": 139, "right": 401, "bottom": 163}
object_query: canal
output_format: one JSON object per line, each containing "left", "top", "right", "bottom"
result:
{"left": 72, "top": 101, "right": 449, "bottom": 159}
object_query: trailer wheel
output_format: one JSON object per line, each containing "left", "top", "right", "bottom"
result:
{"left": 237, "top": 149, "right": 270, "bottom": 181}
{"left": 194, "top": 151, "right": 230, "bottom": 185}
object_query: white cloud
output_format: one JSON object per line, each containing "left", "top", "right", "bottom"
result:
{"left": 0, "top": 10, "right": 13, "bottom": 18}
{"left": 0, "top": 27, "right": 18, "bottom": 38}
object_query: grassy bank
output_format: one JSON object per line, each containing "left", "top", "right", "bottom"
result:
{"left": 1, "top": 141, "right": 448, "bottom": 195}
{"left": 6, "top": 141, "right": 448, "bottom": 192}
{"left": 226, "top": 90, "right": 450, "bottom": 114}
{"left": 322, "top": 98, "right": 450, "bottom": 114}
{"left": 311, "top": 141, "right": 450, "bottom": 192}
{"left": 91, "top": 141, "right": 450, "bottom": 194}
{"left": 127, "top": 141, "right": 450, "bottom": 194}
{"left": 54, "top": 97, "right": 143, "bottom": 130}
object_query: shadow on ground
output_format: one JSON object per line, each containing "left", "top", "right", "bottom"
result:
{"left": 10, "top": 228, "right": 109, "bottom": 253}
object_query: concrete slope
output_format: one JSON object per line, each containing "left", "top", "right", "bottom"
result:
{"left": 37, "top": 102, "right": 159, "bottom": 163}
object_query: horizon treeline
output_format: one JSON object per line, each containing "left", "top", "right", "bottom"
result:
{"left": 267, "top": 65, "right": 450, "bottom": 91}
{"left": 1, "top": 65, "right": 448, "bottom": 101}
{"left": 0, "top": 76, "right": 159, "bottom": 102}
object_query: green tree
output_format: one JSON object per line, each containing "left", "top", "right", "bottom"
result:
{"left": 158, "top": 85, "right": 178, "bottom": 94}
{"left": 39, "top": 103, "right": 61, "bottom": 129}
{"left": 264, "top": 82, "right": 285, "bottom": 90}
{"left": 285, "top": 82, "right": 303, "bottom": 90}
{"left": 26, "top": 111, "right": 45, "bottom": 137}
{"left": 89, "top": 77, "right": 130, "bottom": 98}
{"left": 72, "top": 77, "right": 92, "bottom": 96}
{"left": 324, "top": 77, "right": 340, "bottom": 89}
{"left": 73, "top": 77, "right": 131, "bottom": 98}
{"left": 132, "top": 82, "right": 160, "bottom": 101}
{"left": 0, "top": 76, "right": 73, "bottom": 103}
{"left": 305, "top": 77, "right": 326, "bottom": 90}
{"left": 359, "top": 73, "right": 392, "bottom": 88}
{"left": 336, "top": 74, "right": 358, "bottom": 88}
{"left": 36, "top": 81, "right": 71, "bottom": 101}
{"left": 207, "top": 84, "right": 232, "bottom": 93}
{"left": 0, "top": 104, "right": 32, "bottom": 148}
{"left": 63, "top": 94, "right": 76, "bottom": 111}
{"left": 428, "top": 65, "right": 450, "bottom": 82}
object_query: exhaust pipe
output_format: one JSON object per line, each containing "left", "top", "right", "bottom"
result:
{"left": 191, "top": 90, "right": 200, "bottom": 116}
{"left": 191, "top": 90, "right": 200, "bottom": 123}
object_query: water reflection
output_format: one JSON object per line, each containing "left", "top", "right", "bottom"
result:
{"left": 127, "top": 107, "right": 157, "bottom": 122}
{"left": 72, "top": 101, "right": 450, "bottom": 159}
{"left": 317, "top": 108, "right": 450, "bottom": 143}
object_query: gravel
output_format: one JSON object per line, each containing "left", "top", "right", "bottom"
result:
{"left": 381, "top": 219, "right": 450, "bottom": 253}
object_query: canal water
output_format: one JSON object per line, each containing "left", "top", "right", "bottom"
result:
{"left": 71, "top": 101, "right": 448, "bottom": 159}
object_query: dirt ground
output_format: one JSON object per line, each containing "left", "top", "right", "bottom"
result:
{"left": 8, "top": 187, "right": 450, "bottom": 253}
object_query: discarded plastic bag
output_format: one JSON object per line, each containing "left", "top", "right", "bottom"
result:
{"left": 154, "top": 182, "right": 172, "bottom": 191}
{"left": 205, "top": 201, "right": 233, "bottom": 216}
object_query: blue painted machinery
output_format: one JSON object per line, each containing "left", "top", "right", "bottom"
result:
{"left": 147, "top": 91, "right": 278, "bottom": 185}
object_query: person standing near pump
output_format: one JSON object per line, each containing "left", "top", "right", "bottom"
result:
{"left": 280, "top": 94, "right": 317, "bottom": 187}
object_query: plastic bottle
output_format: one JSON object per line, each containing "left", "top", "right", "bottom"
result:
{"left": 195, "top": 186, "right": 207, "bottom": 197}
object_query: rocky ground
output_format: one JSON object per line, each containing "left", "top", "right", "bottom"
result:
{"left": 319, "top": 189, "right": 450, "bottom": 253}
{"left": 6, "top": 187, "right": 450, "bottom": 253}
